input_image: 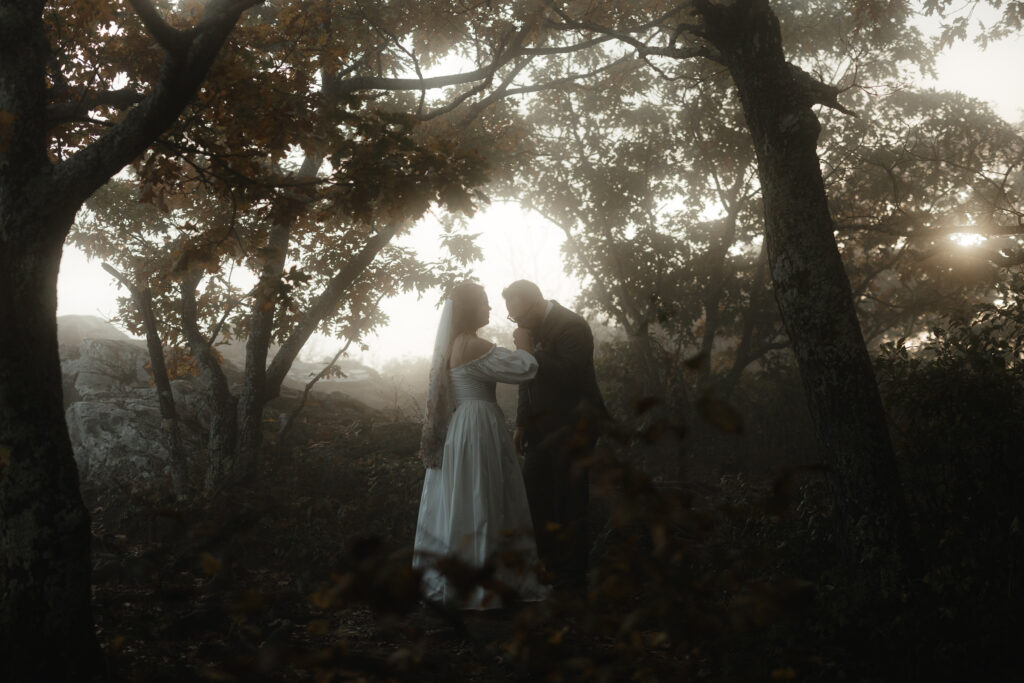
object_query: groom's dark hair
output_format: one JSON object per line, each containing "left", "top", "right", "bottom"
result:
{"left": 501, "top": 279, "right": 543, "bottom": 303}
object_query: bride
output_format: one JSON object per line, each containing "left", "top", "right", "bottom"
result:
{"left": 413, "top": 282, "right": 549, "bottom": 609}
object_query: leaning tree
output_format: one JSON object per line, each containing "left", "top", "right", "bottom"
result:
{"left": 533, "top": 0, "right": 929, "bottom": 597}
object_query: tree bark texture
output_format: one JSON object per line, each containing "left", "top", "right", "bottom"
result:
{"left": 1, "top": 1, "right": 258, "bottom": 674}
{"left": 0, "top": 227, "right": 101, "bottom": 679}
{"left": 0, "top": 2, "right": 100, "bottom": 677}
{"left": 695, "top": 0, "right": 916, "bottom": 595}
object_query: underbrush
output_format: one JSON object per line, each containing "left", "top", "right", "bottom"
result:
{"left": 874, "top": 315, "right": 1024, "bottom": 679}
{"left": 80, "top": 333, "right": 1024, "bottom": 681}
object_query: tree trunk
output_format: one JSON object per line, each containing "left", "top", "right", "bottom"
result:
{"left": 696, "top": 0, "right": 916, "bottom": 595}
{"left": 137, "top": 286, "right": 189, "bottom": 495}
{"left": 0, "top": 225, "right": 101, "bottom": 679}
{"left": 237, "top": 150, "right": 322, "bottom": 468}
{"left": 697, "top": 206, "right": 740, "bottom": 392}
{"left": 1, "top": 0, "right": 256, "bottom": 673}
{"left": 104, "top": 263, "right": 191, "bottom": 496}
{"left": 236, "top": 211, "right": 294, "bottom": 473}
{"left": 721, "top": 242, "right": 774, "bottom": 399}
{"left": 0, "top": 3, "right": 99, "bottom": 676}
{"left": 181, "top": 272, "right": 240, "bottom": 492}
{"left": 265, "top": 222, "right": 402, "bottom": 399}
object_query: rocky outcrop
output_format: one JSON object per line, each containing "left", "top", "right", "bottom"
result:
{"left": 60, "top": 335, "right": 202, "bottom": 483}
{"left": 57, "top": 315, "right": 385, "bottom": 485}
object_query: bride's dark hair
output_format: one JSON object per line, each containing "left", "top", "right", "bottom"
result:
{"left": 449, "top": 281, "right": 487, "bottom": 337}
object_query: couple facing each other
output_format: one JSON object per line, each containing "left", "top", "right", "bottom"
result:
{"left": 412, "top": 279, "right": 607, "bottom": 610}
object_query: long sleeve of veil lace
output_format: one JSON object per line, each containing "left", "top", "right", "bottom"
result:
{"left": 418, "top": 298, "right": 454, "bottom": 469}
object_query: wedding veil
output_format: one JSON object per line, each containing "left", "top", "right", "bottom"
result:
{"left": 418, "top": 297, "right": 454, "bottom": 468}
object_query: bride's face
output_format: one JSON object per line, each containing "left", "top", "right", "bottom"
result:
{"left": 477, "top": 296, "right": 491, "bottom": 328}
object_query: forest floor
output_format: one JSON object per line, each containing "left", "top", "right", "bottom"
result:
{"left": 82, "top": 389, "right": 1011, "bottom": 682}
{"left": 84, "top": 390, "right": 753, "bottom": 681}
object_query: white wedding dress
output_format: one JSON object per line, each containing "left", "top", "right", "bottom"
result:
{"left": 413, "top": 345, "right": 550, "bottom": 609}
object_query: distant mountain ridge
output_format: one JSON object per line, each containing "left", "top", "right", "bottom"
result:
{"left": 57, "top": 314, "right": 139, "bottom": 348}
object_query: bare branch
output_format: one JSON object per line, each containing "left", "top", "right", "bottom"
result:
{"left": 330, "top": 30, "right": 624, "bottom": 95}
{"left": 543, "top": 0, "right": 720, "bottom": 62}
{"left": 519, "top": 35, "right": 614, "bottom": 54}
{"left": 418, "top": 73, "right": 497, "bottom": 122}
{"left": 101, "top": 262, "right": 139, "bottom": 295}
{"left": 277, "top": 338, "right": 354, "bottom": 445}
{"left": 495, "top": 54, "right": 638, "bottom": 100}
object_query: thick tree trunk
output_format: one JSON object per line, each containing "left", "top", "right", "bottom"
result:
{"left": 1, "top": 0, "right": 256, "bottom": 673}
{"left": 0, "top": 227, "right": 101, "bottom": 679}
{"left": 696, "top": 0, "right": 916, "bottom": 595}
{"left": 0, "top": 3, "right": 99, "bottom": 677}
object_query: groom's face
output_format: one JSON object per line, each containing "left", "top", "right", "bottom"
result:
{"left": 505, "top": 296, "right": 543, "bottom": 330}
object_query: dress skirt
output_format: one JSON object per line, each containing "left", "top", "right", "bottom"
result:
{"left": 413, "top": 398, "right": 549, "bottom": 609}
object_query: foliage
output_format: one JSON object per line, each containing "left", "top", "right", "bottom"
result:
{"left": 917, "top": 0, "right": 1024, "bottom": 47}
{"left": 874, "top": 297, "right": 1024, "bottom": 667}
{"left": 823, "top": 88, "right": 1024, "bottom": 345}
{"left": 510, "top": 0, "right": 1023, "bottom": 415}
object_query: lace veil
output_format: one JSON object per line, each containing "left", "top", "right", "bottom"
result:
{"left": 419, "top": 297, "right": 454, "bottom": 468}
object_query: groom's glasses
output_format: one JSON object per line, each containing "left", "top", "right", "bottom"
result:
{"left": 507, "top": 301, "right": 538, "bottom": 325}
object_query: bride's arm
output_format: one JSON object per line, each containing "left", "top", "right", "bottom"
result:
{"left": 475, "top": 345, "right": 538, "bottom": 384}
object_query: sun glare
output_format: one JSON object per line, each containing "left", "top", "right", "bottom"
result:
{"left": 950, "top": 232, "right": 986, "bottom": 247}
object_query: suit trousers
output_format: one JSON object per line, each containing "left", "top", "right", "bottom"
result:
{"left": 522, "top": 433, "right": 591, "bottom": 588}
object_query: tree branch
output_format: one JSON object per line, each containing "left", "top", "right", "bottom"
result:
{"left": 543, "top": 0, "right": 719, "bottom": 62}
{"left": 264, "top": 222, "right": 402, "bottom": 400}
{"left": 126, "top": 0, "right": 197, "bottom": 55}
{"left": 787, "top": 64, "right": 857, "bottom": 116}
{"left": 100, "top": 262, "right": 140, "bottom": 296}
{"left": 329, "top": 29, "right": 626, "bottom": 95}
{"left": 46, "top": 88, "right": 146, "bottom": 124}
{"left": 277, "top": 338, "right": 354, "bottom": 445}
{"left": 52, "top": 0, "right": 263, "bottom": 215}
{"left": 492, "top": 54, "right": 638, "bottom": 100}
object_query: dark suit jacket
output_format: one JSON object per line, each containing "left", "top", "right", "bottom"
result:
{"left": 516, "top": 301, "right": 606, "bottom": 450}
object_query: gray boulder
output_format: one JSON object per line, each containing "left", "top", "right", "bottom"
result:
{"left": 62, "top": 338, "right": 151, "bottom": 401}
{"left": 66, "top": 399, "right": 167, "bottom": 482}
{"left": 61, "top": 334, "right": 203, "bottom": 484}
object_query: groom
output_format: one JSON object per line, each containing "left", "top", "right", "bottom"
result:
{"left": 503, "top": 280, "right": 606, "bottom": 590}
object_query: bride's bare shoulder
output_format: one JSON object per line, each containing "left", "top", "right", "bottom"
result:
{"left": 450, "top": 334, "right": 494, "bottom": 368}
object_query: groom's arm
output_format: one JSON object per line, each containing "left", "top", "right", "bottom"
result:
{"left": 516, "top": 381, "right": 530, "bottom": 428}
